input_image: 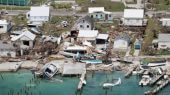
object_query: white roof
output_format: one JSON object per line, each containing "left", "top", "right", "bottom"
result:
{"left": 30, "top": 6, "right": 49, "bottom": 17}
{"left": 0, "top": 19, "right": 8, "bottom": 25}
{"left": 161, "top": 18, "right": 170, "bottom": 21}
{"left": 123, "top": 9, "right": 144, "bottom": 18}
{"left": 78, "top": 30, "right": 98, "bottom": 38}
{"left": 11, "top": 30, "right": 36, "bottom": 41}
{"left": 88, "top": 7, "right": 104, "bottom": 13}
{"left": 158, "top": 33, "right": 170, "bottom": 42}
{"left": 97, "top": 34, "right": 109, "bottom": 40}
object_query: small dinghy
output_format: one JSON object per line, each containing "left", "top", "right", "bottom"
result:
{"left": 103, "top": 78, "right": 121, "bottom": 88}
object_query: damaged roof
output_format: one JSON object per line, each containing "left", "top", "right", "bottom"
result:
{"left": 11, "top": 30, "right": 36, "bottom": 41}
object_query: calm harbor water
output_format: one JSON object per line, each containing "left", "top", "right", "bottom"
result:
{"left": 0, "top": 70, "right": 169, "bottom": 95}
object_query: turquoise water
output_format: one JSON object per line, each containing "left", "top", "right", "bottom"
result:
{"left": 0, "top": 70, "right": 170, "bottom": 95}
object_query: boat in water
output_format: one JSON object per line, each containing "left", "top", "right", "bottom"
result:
{"left": 43, "top": 63, "right": 59, "bottom": 79}
{"left": 139, "top": 75, "right": 151, "bottom": 86}
{"left": 103, "top": 78, "right": 121, "bottom": 88}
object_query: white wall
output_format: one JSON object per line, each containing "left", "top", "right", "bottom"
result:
{"left": 158, "top": 42, "right": 170, "bottom": 49}
{"left": 162, "top": 20, "right": 170, "bottom": 26}
{"left": 114, "top": 39, "right": 128, "bottom": 49}
{"left": 29, "top": 16, "right": 49, "bottom": 22}
{"left": 0, "top": 24, "right": 8, "bottom": 34}
{"left": 123, "top": 18, "right": 143, "bottom": 26}
{"left": 77, "top": 21, "right": 92, "bottom": 30}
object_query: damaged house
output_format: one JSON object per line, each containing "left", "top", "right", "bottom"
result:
{"left": 11, "top": 30, "right": 36, "bottom": 55}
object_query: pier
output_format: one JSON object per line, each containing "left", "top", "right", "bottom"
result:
{"left": 145, "top": 79, "right": 170, "bottom": 95}
{"left": 149, "top": 73, "right": 165, "bottom": 85}
{"left": 77, "top": 70, "right": 86, "bottom": 91}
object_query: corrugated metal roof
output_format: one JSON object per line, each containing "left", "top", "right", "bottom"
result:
{"left": 158, "top": 33, "right": 170, "bottom": 42}
{"left": 88, "top": 7, "right": 104, "bottom": 13}
{"left": 78, "top": 30, "right": 98, "bottom": 38}
{"left": 30, "top": 6, "right": 49, "bottom": 17}
{"left": 123, "top": 9, "right": 144, "bottom": 18}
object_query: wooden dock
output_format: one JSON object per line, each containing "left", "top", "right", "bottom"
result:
{"left": 149, "top": 73, "right": 165, "bottom": 85}
{"left": 77, "top": 70, "right": 86, "bottom": 91}
{"left": 145, "top": 79, "right": 170, "bottom": 95}
{"left": 125, "top": 65, "right": 137, "bottom": 78}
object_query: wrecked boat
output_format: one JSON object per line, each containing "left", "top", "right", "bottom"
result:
{"left": 103, "top": 78, "right": 121, "bottom": 88}
{"left": 43, "top": 63, "right": 59, "bottom": 79}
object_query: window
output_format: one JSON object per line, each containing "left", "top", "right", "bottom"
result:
{"left": 80, "top": 25, "right": 83, "bottom": 28}
{"left": 161, "top": 45, "right": 166, "bottom": 47}
{"left": 23, "top": 41, "right": 29, "bottom": 46}
{"left": 87, "top": 25, "right": 89, "bottom": 28}
{"left": 0, "top": 26, "right": 3, "bottom": 28}
{"left": 96, "top": 14, "right": 98, "bottom": 18}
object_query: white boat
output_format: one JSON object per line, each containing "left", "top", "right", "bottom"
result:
{"left": 139, "top": 75, "right": 151, "bottom": 86}
{"left": 43, "top": 63, "right": 59, "bottom": 79}
{"left": 103, "top": 78, "right": 121, "bottom": 88}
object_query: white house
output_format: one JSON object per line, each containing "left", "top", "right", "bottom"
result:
{"left": 11, "top": 29, "right": 36, "bottom": 48}
{"left": 113, "top": 34, "right": 130, "bottom": 50}
{"left": 0, "top": 41, "right": 16, "bottom": 57}
{"left": 0, "top": 19, "right": 12, "bottom": 34}
{"left": 88, "top": 7, "right": 113, "bottom": 21}
{"left": 77, "top": 30, "right": 98, "bottom": 44}
{"left": 27, "top": 6, "right": 50, "bottom": 25}
{"left": 158, "top": 33, "right": 170, "bottom": 49}
{"left": 122, "top": 9, "right": 144, "bottom": 26}
{"left": 160, "top": 18, "right": 170, "bottom": 27}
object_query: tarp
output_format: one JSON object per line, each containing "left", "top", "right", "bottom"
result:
{"left": 0, "top": 0, "right": 30, "bottom": 6}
